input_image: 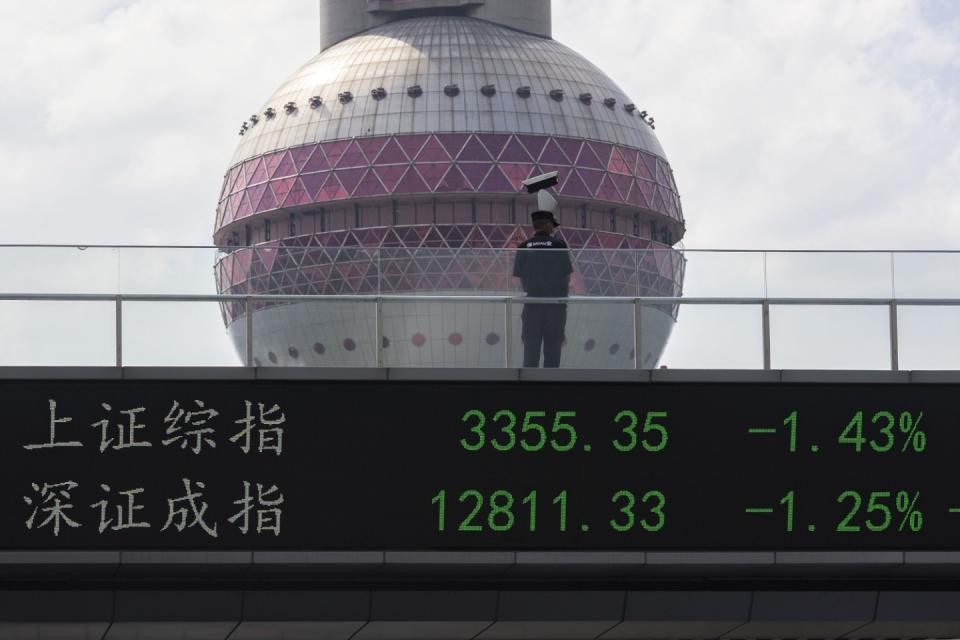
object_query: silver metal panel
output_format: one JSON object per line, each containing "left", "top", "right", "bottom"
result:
{"left": 646, "top": 552, "right": 775, "bottom": 565}
{"left": 119, "top": 551, "right": 252, "bottom": 564}
{"left": 775, "top": 551, "right": 904, "bottom": 564}
{"left": 232, "top": 15, "right": 665, "bottom": 166}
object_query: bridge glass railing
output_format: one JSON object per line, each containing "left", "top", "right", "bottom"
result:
{"left": 0, "top": 247, "right": 957, "bottom": 369}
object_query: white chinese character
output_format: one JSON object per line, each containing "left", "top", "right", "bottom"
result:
{"left": 92, "top": 404, "right": 151, "bottom": 452}
{"left": 161, "top": 478, "right": 218, "bottom": 538}
{"left": 228, "top": 481, "right": 284, "bottom": 536}
{"left": 24, "top": 481, "right": 82, "bottom": 536}
{"left": 162, "top": 400, "right": 219, "bottom": 454}
{"left": 230, "top": 401, "right": 285, "bottom": 455}
{"left": 24, "top": 400, "right": 82, "bottom": 450}
{"left": 90, "top": 484, "right": 150, "bottom": 533}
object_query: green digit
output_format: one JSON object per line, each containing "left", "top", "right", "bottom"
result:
{"left": 865, "top": 491, "right": 892, "bottom": 532}
{"left": 460, "top": 410, "right": 485, "bottom": 452}
{"left": 432, "top": 489, "right": 446, "bottom": 532}
{"left": 613, "top": 410, "right": 638, "bottom": 452}
{"left": 491, "top": 410, "right": 517, "bottom": 451}
{"left": 641, "top": 412, "right": 668, "bottom": 452}
{"left": 784, "top": 411, "right": 798, "bottom": 453}
{"left": 838, "top": 412, "right": 866, "bottom": 452}
{"left": 550, "top": 411, "right": 578, "bottom": 451}
{"left": 779, "top": 490, "right": 795, "bottom": 532}
{"left": 488, "top": 490, "right": 515, "bottom": 531}
{"left": 836, "top": 490, "right": 862, "bottom": 532}
{"left": 871, "top": 411, "right": 895, "bottom": 453}
{"left": 640, "top": 490, "right": 666, "bottom": 532}
{"left": 520, "top": 411, "right": 548, "bottom": 451}
{"left": 610, "top": 490, "right": 636, "bottom": 532}
{"left": 552, "top": 490, "right": 568, "bottom": 531}
{"left": 458, "top": 490, "right": 484, "bottom": 532}
{"left": 522, "top": 490, "right": 537, "bottom": 531}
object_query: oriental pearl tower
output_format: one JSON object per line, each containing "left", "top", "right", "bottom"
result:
{"left": 213, "top": 0, "right": 685, "bottom": 368}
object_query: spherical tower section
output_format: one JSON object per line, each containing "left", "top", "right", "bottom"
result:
{"left": 213, "top": 0, "right": 685, "bottom": 368}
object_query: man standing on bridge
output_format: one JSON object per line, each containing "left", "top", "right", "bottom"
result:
{"left": 513, "top": 174, "right": 574, "bottom": 368}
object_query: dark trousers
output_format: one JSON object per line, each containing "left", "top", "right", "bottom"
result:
{"left": 521, "top": 303, "right": 567, "bottom": 368}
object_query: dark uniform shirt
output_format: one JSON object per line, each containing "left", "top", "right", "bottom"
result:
{"left": 512, "top": 231, "right": 574, "bottom": 297}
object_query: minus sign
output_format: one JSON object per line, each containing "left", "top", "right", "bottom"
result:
{"left": 949, "top": 508, "right": 960, "bottom": 513}
{"left": 748, "top": 428, "right": 778, "bottom": 434}
{"left": 745, "top": 508, "right": 775, "bottom": 513}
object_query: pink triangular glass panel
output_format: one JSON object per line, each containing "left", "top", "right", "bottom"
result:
{"left": 588, "top": 142, "right": 613, "bottom": 168}
{"left": 415, "top": 136, "right": 450, "bottom": 162}
{"left": 575, "top": 144, "right": 604, "bottom": 170}
{"left": 245, "top": 157, "right": 267, "bottom": 185}
{"left": 301, "top": 172, "right": 330, "bottom": 201}
{"left": 283, "top": 178, "right": 313, "bottom": 207}
{"left": 415, "top": 163, "right": 451, "bottom": 190}
{"left": 270, "top": 177, "right": 296, "bottom": 204}
{"left": 231, "top": 164, "right": 248, "bottom": 193}
{"left": 435, "top": 165, "right": 471, "bottom": 192}
{"left": 301, "top": 146, "right": 331, "bottom": 173}
{"left": 334, "top": 167, "right": 367, "bottom": 195}
{"left": 640, "top": 154, "right": 659, "bottom": 181}
{"left": 596, "top": 174, "right": 623, "bottom": 203}
{"left": 457, "top": 136, "right": 493, "bottom": 162}
{"left": 578, "top": 169, "right": 604, "bottom": 196}
{"left": 458, "top": 163, "right": 491, "bottom": 189}
{"left": 422, "top": 226, "right": 446, "bottom": 248}
{"left": 436, "top": 133, "right": 470, "bottom": 158}
{"left": 610, "top": 173, "right": 632, "bottom": 201}
{"left": 499, "top": 137, "right": 533, "bottom": 162}
{"left": 271, "top": 151, "right": 297, "bottom": 179}
{"left": 318, "top": 174, "right": 348, "bottom": 202}
{"left": 478, "top": 133, "right": 510, "bottom": 159}
{"left": 499, "top": 162, "right": 534, "bottom": 191}
{"left": 637, "top": 179, "right": 654, "bottom": 205}
{"left": 517, "top": 135, "right": 547, "bottom": 161}
{"left": 235, "top": 191, "right": 254, "bottom": 220}
{"left": 336, "top": 140, "right": 367, "bottom": 168}
{"left": 555, "top": 138, "right": 583, "bottom": 165}
{"left": 246, "top": 183, "right": 268, "bottom": 210}
{"left": 561, "top": 170, "right": 590, "bottom": 198}
{"left": 376, "top": 138, "right": 407, "bottom": 164}
{"left": 393, "top": 166, "right": 431, "bottom": 194}
{"left": 477, "top": 166, "right": 514, "bottom": 193}
{"left": 321, "top": 140, "right": 351, "bottom": 168}
{"left": 262, "top": 151, "right": 284, "bottom": 179}
{"left": 290, "top": 145, "right": 316, "bottom": 172}
{"left": 625, "top": 179, "right": 646, "bottom": 207}
{"left": 373, "top": 165, "right": 408, "bottom": 192}
{"left": 608, "top": 147, "right": 631, "bottom": 174}
{"left": 354, "top": 169, "right": 387, "bottom": 197}
{"left": 539, "top": 138, "right": 570, "bottom": 165}
{"left": 396, "top": 134, "right": 430, "bottom": 160}
{"left": 357, "top": 137, "right": 387, "bottom": 163}
{"left": 652, "top": 188, "right": 668, "bottom": 214}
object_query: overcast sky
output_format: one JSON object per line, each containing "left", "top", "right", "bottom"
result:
{"left": 0, "top": 0, "right": 957, "bottom": 248}
{"left": 0, "top": 0, "right": 958, "bottom": 368}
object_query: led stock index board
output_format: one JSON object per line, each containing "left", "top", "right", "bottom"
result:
{"left": 1, "top": 379, "right": 956, "bottom": 551}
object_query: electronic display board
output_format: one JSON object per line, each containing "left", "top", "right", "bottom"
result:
{"left": 0, "top": 379, "right": 955, "bottom": 551}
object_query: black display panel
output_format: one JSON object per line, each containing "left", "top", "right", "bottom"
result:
{"left": 0, "top": 379, "right": 955, "bottom": 551}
